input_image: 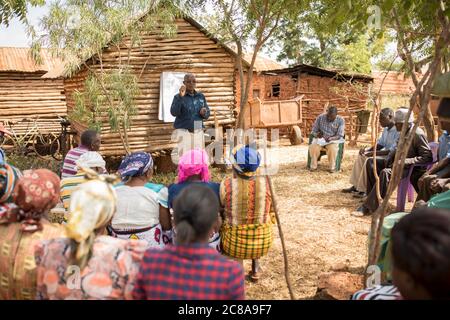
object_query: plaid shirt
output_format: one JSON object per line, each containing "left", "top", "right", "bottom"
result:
{"left": 132, "top": 243, "right": 245, "bottom": 300}
{"left": 312, "top": 113, "right": 345, "bottom": 139}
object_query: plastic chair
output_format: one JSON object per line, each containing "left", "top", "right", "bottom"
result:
{"left": 396, "top": 142, "right": 439, "bottom": 211}
{"left": 307, "top": 133, "right": 345, "bottom": 171}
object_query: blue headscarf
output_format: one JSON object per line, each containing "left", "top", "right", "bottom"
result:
{"left": 231, "top": 145, "right": 261, "bottom": 177}
{"left": 118, "top": 152, "right": 153, "bottom": 181}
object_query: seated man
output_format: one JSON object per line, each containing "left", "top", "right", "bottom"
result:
{"left": 416, "top": 98, "right": 450, "bottom": 203}
{"left": 60, "top": 151, "right": 106, "bottom": 211}
{"left": 357, "top": 108, "right": 432, "bottom": 215}
{"left": 309, "top": 106, "right": 345, "bottom": 172}
{"left": 343, "top": 108, "right": 398, "bottom": 197}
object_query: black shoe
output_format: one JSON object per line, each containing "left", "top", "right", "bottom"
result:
{"left": 355, "top": 205, "right": 371, "bottom": 215}
{"left": 353, "top": 192, "right": 366, "bottom": 199}
{"left": 342, "top": 186, "right": 357, "bottom": 193}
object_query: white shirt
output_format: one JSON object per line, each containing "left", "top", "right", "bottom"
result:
{"left": 112, "top": 184, "right": 168, "bottom": 229}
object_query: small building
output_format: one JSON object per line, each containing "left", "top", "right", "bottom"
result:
{"left": 64, "top": 17, "right": 240, "bottom": 157}
{"left": 373, "top": 70, "right": 441, "bottom": 120}
{"left": 0, "top": 47, "right": 66, "bottom": 148}
{"left": 245, "top": 64, "right": 374, "bottom": 143}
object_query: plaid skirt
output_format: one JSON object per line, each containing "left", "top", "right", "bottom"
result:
{"left": 220, "top": 223, "right": 273, "bottom": 260}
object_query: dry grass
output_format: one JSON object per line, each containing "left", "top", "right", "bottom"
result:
{"left": 243, "top": 139, "right": 406, "bottom": 300}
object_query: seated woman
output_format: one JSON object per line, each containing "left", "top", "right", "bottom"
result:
{"left": 35, "top": 177, "right": 148, "bottom": 300}
{"left": 352, "top": 207, "right": 450, "bottom": 300}
{"left": 0, "top": 168, "right": 65, "bottom": 300}
{"left": 220, "top": 145, "right": 275, "bottom": 282}
{"left": 168, "top": 148, "right": 221, "bottom": 251}
{"left": 109, "top": 152, "right": 171, "bottom": 247}
{"left": 60, "top": 151, "right": 106, "bottom": 211}
{"left": 132, "top": 184, "right": 245, "bottom": 300}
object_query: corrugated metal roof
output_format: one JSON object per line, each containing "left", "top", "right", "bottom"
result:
{"left": 0, "top": 47, "right": 64, "bottom": 78}
{"left": 243, "top": 53, "right": 286, "bottom": 72}
{"left": 262, "top": 64, "right": 374, "bottom": 82}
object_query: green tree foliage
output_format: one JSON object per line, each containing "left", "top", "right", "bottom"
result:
{"left": 271, "top": 1, "right": 399, "bottom": 73}
{"left": 32, "top": 0, "right": 181, "bottom": 154}
{"left": 190, "top": 0, "right": 304, "bottom": 129}
{"left": 0, "top": 0, "right": 44, "bottom": 26}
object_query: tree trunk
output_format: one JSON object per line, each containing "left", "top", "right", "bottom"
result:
{"left": 423, "top": 105, "right": 436, "bottom": 141}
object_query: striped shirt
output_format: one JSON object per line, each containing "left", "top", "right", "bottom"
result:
{"left": 61, "top": 146, "right": 89, "bottom": 178}
{"left": 312, "top": 113, "right": 345, "bottom": 139}
{"left": 351, "top": 285, "right": 402, "bottom": 300}
{"left": 60, "top": 172, "right": 88, "bottom": 210}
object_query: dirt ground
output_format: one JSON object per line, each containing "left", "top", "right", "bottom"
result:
{"left": 244, "top": 139, "right": 402, "bottom": 300}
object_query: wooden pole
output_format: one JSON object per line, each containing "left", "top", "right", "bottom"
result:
{"left": 262, "top": 140, "right": 296, "bottom": 300}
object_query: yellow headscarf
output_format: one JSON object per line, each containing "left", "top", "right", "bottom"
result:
{"left": 65, "top": 174, "right": 117, "bottom": 269}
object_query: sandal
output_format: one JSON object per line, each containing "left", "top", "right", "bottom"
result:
{"left": 247, "top": 271, "right": 260, "bottom": 283}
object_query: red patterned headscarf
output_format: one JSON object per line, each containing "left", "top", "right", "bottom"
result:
{"left": 11, "top": 169, "right": 60, "bottom": 232}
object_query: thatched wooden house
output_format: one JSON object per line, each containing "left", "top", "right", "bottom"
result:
{"left": 64, "top": 17, "right": 240, "bottom": 156}
{"left": 0, "top": 47, "right": 66, "bottom": 144}
{"left": 248, "top": 64, "right": 374, "bottom": 143}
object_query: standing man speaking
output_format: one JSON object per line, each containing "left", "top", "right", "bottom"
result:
{"left": 170, "top": 73, "right": 210, "bottom": 157}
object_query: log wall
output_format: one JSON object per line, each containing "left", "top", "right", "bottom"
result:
{"left": 0, "top": 72, "right": 66, "bottom": 137}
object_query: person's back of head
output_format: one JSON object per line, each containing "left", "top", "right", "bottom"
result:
{"left": 80, "top": 130, "right": 101, "bottom": 151}
{"left": 391, "top": 207, "right": 450, "bottom": 299}
{"left": 437, "top": 98, "right": 450, "bottom": 132}
{"left": 173, "top": 184, "right": 219, "bottom": 245}
{"left": 437, "top": 98, "right": 450, "bottom": 118}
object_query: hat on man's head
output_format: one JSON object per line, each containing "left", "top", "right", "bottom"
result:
{"left": 0, "top": 123, "right": 12, "bottom": 136}
{"left": 394, "top": 107, "right": 414, "bottom": 124}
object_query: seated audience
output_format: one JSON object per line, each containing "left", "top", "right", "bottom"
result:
{"left": 343, "top": 108, "right": 398, "bottom": 198}
{"left": 61, "top": 129, "right": 101, "bottom": 179}
{"left": 60, "top": 151, "right": 106, "bottom": 211}
{"left": 357, "top": 108, "right": 432, "bottom": 215}
{"left": 417, "top": 98, "right": 450, "bottom": 203}
{"left": 132, "top": 184, "right": 245, "bottom": 300}
{"left": 0, "top": 168, "right": 65, "bottom": 300}
{"left": 35, "top": 177, "right": 147, "bottom": 300}
{"left": 168, "top": 148, "right": 221, "bottom": 251}
{"left": 220, "top": 145, "right": 275, "bottom": 282}
{"left": 352, "top": 207, "right": 450, "bottom": 300}
{"left": 109, "top": 152, "right": 171, "bottom": 247}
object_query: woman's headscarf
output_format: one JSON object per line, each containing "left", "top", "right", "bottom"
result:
{"left": 118, "top": 152, "right": 153, "bottom": 181}
{"left": 9, "top": 169, "right": 60, "bottom": 232}
{"left": 231, "top": 145, "right": 261, "bottom": 178}
{"left": 65, "top": 178, "right": 117, "bottom": 269}
{"left": 178, "top": 148, "right": 210, "bottom": 183}
{"left": 0, "top": 163, "right": 22, "bottom": 203}
{"left": 75, "top": 151, "right": 106, "bottom": 171}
